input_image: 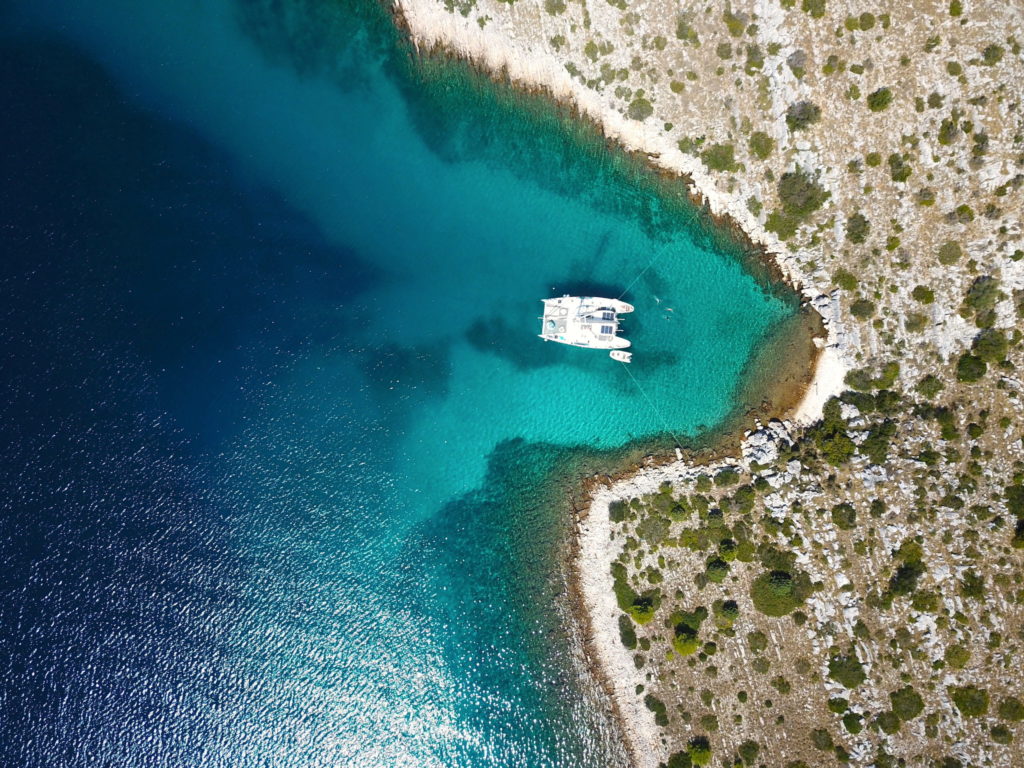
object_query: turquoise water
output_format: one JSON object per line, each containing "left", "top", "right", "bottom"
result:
{"left": 1, "top": 1, "right": 794, "bottom": 765}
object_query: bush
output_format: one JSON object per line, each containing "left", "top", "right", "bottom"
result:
{"left": 618, "top": 614, "right": 637, "bottom": 649}
{"left": 715, "top": 468, "right": 740, "bottom": 486}
{"left": 949, "top": 685, "right": 989, "bottom": 717}
{"left": 831, "top": 503, "right": 857, "bottom": 530}
{"left": 850, "top": 298, "right": 876, "bottom": 319}
{"left": 778, "top": 168, "right": 830, "bottom": 217}
{"left": 738, "top": 740, "right": 760, "bottom": 765}
{"left": 945, "top": 644, "right": 971, "bottom": 669}
{"left": 891, "top": 686, "right": 925, "bottom": 720}
{"left": 861, "top": 419, "right": 896, "bottom": 464}
{"left": 828, "top": 652, "right": 866, "bottom": 689}
{"left": 751, "top": 570, "right": 803, "bottom": 616}
{"left": 814, "top": 397, "right": 856, "bottom": 464}
{"left": 688, "top": 736, "right": 712, "bottom": 766}
{"left": 833, "top": 268, "right": 858, "bottom": 290}
{"left": 888, "top": 153, "right": 912, "bottom": 182}
{"left": 917, "top": 374, "right": 944, "bottom": 398}
{"left": 627, "top": 97, "right": 654, "bottom": 121}
{"left": 963, "top": 275, "right": 1002, "bottom": 318}
{"left": 749, "top": 131, "right": 774, "bottom": 159}
{"left": 843, "top": 712, "right": 863, "bottom": 733}
{"left": 889, "top": 559, "right": 925, "bottom": 596}
{"left": 701, "top": 143, "right": 737, "bottom": 172}
{"left": 644, "top": 693, "right": 669, "bottom": 726}
{"left": 705, "top": 557, "right": 729, "bottom": 583}
{"left": 982, "top": 44, "right": 1004, "bottom": 65}
{"left": 609, "top": 499, "right": 629, "bottom": 522}
{"left": 877, "top": 710, "right": 901, "bottom": 734}
{"left": 846, "top": 213, "right": 870, "bottom": 243}
{"left": 786, "top": 101, "right": 821, "bottom": 131}
{"left": 912, "top": 285, "right": 935, "bottom": 303}
{"left": 811, "top": 729, "right": 833, "bottom": 750}
{"left": 998, "top": 696, "right": 1024, "bottom": 721}
{"left": 956, "top": 353, "right": 987, "bottom": 382}
{"left": 972, "top": 328, "right": 1007, "bottom": 363}
{"left": 867, "top": 87, "right": 894, "bottom": 111}
{"left": 801, "top": 0, "right": 826, "bottom": 19}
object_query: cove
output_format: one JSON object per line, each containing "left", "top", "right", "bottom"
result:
{"left": 1, "top": 1, "right": 800, "bottom": 766}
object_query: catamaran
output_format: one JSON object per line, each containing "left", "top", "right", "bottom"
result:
{"left": 538, "top": 295, "right": 634, "bottom": 362}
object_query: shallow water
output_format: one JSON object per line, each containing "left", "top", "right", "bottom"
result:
{"left": 1, "top": 1, "right": 794, "bottom": 765}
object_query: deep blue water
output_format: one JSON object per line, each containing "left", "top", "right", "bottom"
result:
{"left": 0, "top": 1, "right": 795, "bottom": 766}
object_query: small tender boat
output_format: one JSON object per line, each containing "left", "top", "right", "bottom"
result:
{"left": 538, "top": 295, "right": 634, "bottom": 361}
{"left": 609, "top": 350, "right": 632, "bottom": 363}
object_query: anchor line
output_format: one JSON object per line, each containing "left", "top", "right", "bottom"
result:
{"left": 619, "top": 361, "right": 684, "bottom": 449}
{"left": 617, "top": 243, "right": 670, "bottom": 300}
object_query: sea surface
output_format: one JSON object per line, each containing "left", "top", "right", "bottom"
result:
{"left": 0, "top": 1, "right": 795, "bottom": 765}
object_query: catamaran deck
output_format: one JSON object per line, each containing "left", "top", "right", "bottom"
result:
{"left": 538, "top": 295, "right": 633, "bottom": 350}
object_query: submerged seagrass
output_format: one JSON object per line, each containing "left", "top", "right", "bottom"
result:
{"left": 1, "top": 0, "right": 803, "bottom": 765}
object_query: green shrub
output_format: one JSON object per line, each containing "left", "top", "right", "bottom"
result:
{"left": 865, "top": 151, "right": 882, "bottom": 166}
{"left": 688, "top": 736, "right": 712, "bottom": 766}
{"left": 833, "top": 268, "right": 858, "bottom": 290}
{"left": 949, "top": 0, "right": 962, "bottom": 15}
{"left": 982, "top": 44, "right": 1004, "bottom": 65}
{"left": 850, "top": 299, "right": 876, "bottom": 319}
{"left": 814, "top": 397, "right": 855, "bottom": 464}
{"left": 912, "top": 285, "right": 935, "bottom": 303}
{"left": 861, "top": 420, "right": 896, "bottom": 464}
{"left": 715, "top": 468, "right": 740, "bottom": 486}
{"left": 991, "top": 724, "right": 1013, "bottom": 745}
{"left": 751, "top": 569, "right": 803, "bottom": 616}
{"left": 644, "top": 693, "right": 669, "bottom": 726}
{"left": 938, "top": 116, "right": 961, "bottom": 145}
{"left": 891, "top": 686, "right": 925, "bottom": 720}
{"left": 778, "top": 168, "right": 830, "bottom": 217}
{"left": 888, "top": 153, "right": 912, "bottom": 182}
{"left": 998, "top": 696, "right": 1024, "bottom": 721}
{"left": 831, "top": 503, "right": 857, "bottom": 530}
{"left": 949, "top": 685, "right": 989, "bottom": 717}
{"left": 786, "top": 101, "right": 821, "bottom": 131}
{"left": 945, "top": 643, "right": 971, "bottom": 669}
{"left": 889, "top": 559, "right": 925, "bottom": 596}
{"left": 609, "top": 499, "right": 629, "bottom": 522}
{"left": 828, "top": 652, "right": 866, "bottom": 688}
{"left": 843, "top": 712, "right": 863, "bottom": 733}
{"left": 738, "top": 740, "right": 760, "bottom": 765}
{"left": 972, "top": 328, "right": 1007, "bottom": 363}
{"left": 544, "top": 0, "right": 567, "bottom": 13}
{"left": 749, "top": 131, "right": 774, "bottom": 159}
{"left": 618, "top": 614, "right": 637, "bottom": 649}
{"left": 627, "top": 97, "right": 654, "bottom": 121}
{"left": 846, "top": 213, "right": 870, "bottom": 243}
{"left": 701, "top": 143, "right": 738, "bottom": 172}
{"left": 705, "top": 557, "right": 729, "bottom": 583}
{"left": 956, "top": 353, "right": 986, "bottom": 382}
{"left": 811, "top": 729, "right": 833, "bottom": 750}
{"left": 801, "top": 0, "right": 826, "bottom": 18}
{"left": 867, "top": 87, "right": 894, "bottom": 111}
{"left": 916, "top": 374, "right": 944, "bottom": 398}
{"left": 877, "top": 710, "right": 901, "bottom": 734}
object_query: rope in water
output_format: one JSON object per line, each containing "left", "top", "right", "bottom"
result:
{"left": 616, "top": 243, "right": 670, "bottom": 300}
{"left": 619, "top": 361, "right": 684, "bottom": 449}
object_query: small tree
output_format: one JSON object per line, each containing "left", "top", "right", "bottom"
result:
{"left": 828, "top": 652, "right": 866, "bottom": 689}
{"left": 949, "top": 685, "right": 989, "bottom": 717}
{"left": 891, "top": 686, "right": 925, "bottom": 720}
{"left": 867, "top": 87, "right": 894, "bottom": 111}
{"left": 956, "top": 353, "right": 986, "bottom": 382}
{"left": 786, "top": 100, "right": 821, "bottom": 131}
